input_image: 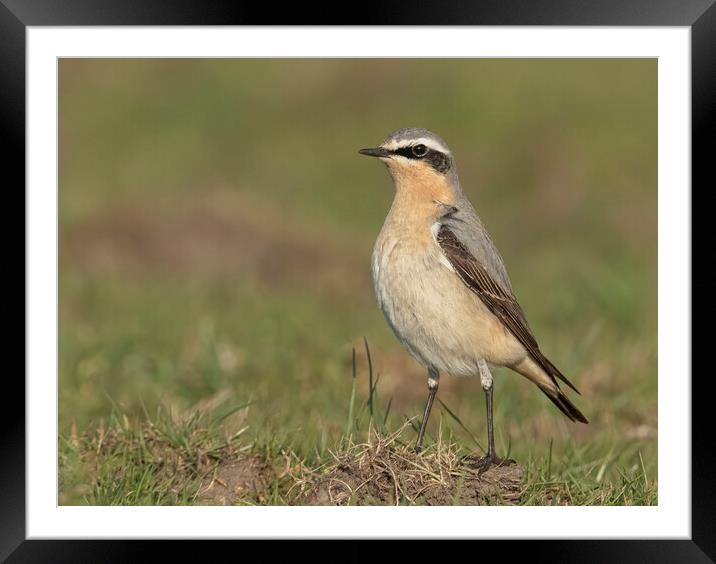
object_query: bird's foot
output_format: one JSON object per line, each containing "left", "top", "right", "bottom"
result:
{"left": 469, "top": 454, "right": 516, "bottom": 476}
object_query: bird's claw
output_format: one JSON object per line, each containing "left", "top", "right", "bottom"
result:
{"left": 470, "top": 454, "right": 516, "bottom": 476}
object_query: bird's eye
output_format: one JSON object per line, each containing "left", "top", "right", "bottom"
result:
{"left": 412, "top": 144, "right": 428, "bottom": 157}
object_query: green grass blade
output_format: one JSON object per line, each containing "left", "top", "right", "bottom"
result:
{"left": 438, "top": 398, "right": 485, "bottom": 454}
{"left": 345, "top": 347, "right": 357, "bottom": 439}
{"left": 364, "top": 337, "right": 374, "bottom": 420}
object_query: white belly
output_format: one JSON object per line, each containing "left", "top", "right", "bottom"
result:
{"left": 371, "top": 230, "right": 526, "bottom": 377}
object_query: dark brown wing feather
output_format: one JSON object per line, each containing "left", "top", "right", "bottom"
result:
{"left": 436, "top": 224, "right": 581, "bottom": 397}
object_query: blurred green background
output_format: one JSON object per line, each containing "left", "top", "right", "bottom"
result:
{"left": 59, "top": 59, "right": 657, "bottom": 496}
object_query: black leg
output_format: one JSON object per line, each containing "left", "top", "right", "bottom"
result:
{"left": 415, "top": 369, "right": 439, "bottom": 453}
{"left": 473, "top": 380, "right": 514, "bottom": 474}
{"left": 485, "top": 384, "right": 496, "bottom": 459}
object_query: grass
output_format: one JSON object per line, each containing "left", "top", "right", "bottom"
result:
{"left": 58, "top": 59, "right": 657, "bottom": 505}
{"left": 60, "top": 346, "right": 656, "bottom": 505}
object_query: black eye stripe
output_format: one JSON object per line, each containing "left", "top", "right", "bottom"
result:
{"left": 392, "top": 146, "right": 420, "bottom": 159}
{"left": 390, "top": 145, "right": 452, "bottom": 174}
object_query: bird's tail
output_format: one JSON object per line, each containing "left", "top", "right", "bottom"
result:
{"left": 513, "top": 356, "right": 588, "bottom": 424}
{"left": 537, "top": 383, "right": 589, "bottom": 423}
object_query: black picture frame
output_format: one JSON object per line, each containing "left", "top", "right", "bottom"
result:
{"left": 6, "top": 0, "right": 707, "bottom": 560}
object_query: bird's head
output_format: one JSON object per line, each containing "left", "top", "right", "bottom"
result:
{"left": 359, "top": 128, "right": 459, "bottom": 204}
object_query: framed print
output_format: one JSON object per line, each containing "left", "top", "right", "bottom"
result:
{"left": 6, "top": 0, "right": 709, "bottom": 559}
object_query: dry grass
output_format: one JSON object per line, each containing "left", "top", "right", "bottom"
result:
{"left": 60, "top": 400, "right": 656, "bottom": 506}
{"left": 61, "top": 406, "right": 525, "bottom": 506}
{"left": 60, "top": 402, "right": 262, "bottom": 505}
{"left": 288, "top": 421, "right": 524, "bottom": 506}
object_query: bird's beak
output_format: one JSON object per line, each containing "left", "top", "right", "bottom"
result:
{"left": 358, "top": 147, "right": 391, "bottom": 158}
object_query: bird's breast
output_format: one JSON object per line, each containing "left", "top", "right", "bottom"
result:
{"left": 371, "top": 224, "right": 435, "bottom": 311}
{"left": 371, "top": 222, "right": 526, "bottom": 374}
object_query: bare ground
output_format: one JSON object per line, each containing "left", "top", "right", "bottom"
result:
{"left": 197, "top": 456, "right": 273, "bottom": 505}
{"left": 287, "top": 425, "right": 524, "bottom": 506}
{"left": 194, "top": 423, "right": 526, "bottom": 506}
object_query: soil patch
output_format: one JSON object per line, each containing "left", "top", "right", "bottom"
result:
{"left": 290, "top": 426, "right": 524, "bottom": 506}
{"left": 197, "top": 456, "right": 273, "bottom": 505}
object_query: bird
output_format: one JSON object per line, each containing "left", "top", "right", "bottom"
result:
{"left": 359, "top": 127, "right": 587, "bottom": 471}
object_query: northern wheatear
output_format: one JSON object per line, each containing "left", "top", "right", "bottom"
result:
{"left": 360, "top": 128, "right": 587, "bottom": 470}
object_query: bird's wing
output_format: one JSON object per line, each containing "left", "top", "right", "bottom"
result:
{"left": 440, "top": 196, "right": 514, "bottom": 294}
{"left": 435, "top": 223, "right": 580, "bottom": 395}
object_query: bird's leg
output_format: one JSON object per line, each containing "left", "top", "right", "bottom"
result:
{"left": 484, "top": 381, "right": 497, "bottom": 460}
{"left": 415, "top": 367, "right": 439, "bottom": 453}
{"left": 475, "top": 359, "right": 514, "bottom": 474}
